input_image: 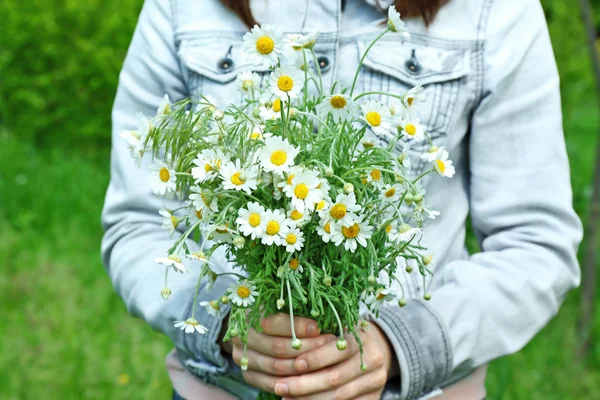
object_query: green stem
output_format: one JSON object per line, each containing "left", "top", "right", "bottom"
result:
{"left": 353, "top": 90, "right": 405, "bottom": 102}
{"left": 350, "top": 28, "right": 391, "bottom": 96}
{"left": 324, "top": 296, "right": 345, "bottom": 338}
{"left": 190, "top": 267, "right": 207, "bottom": 318}
{"left": 286, "top": 278, "right": 298, "bottom": 341}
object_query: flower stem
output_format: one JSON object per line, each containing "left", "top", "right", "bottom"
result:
{"left": 190, "top": 267, "right": 207, "bottom": 318}
{"left": 352, "top": 91, "right": 404, "bottom": 102}
{"left": 286, "top": 278, "right": 298, "bottom": 341}
{"left": 350, "top": 28, "right": 391, "bottom": 96}
{"left": 325, "top": 296, "right": 345, "bottom": 338}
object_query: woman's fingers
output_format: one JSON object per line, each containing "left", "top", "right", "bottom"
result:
{"left": 278, "top": 364, "right": 387, "bottom": 400}
{"left": 239, "top": 330, "right": 336, "bottom": 358}
{"left": 240, "top": 369, "right": 279, "bottom": 394}
{"left": 260, "top": 313, "right": 321, "bottom": 338}
{"left": 232, "top": 345, "right": 301, "bottom": 376}
{"left": 293, "top": 330, "right": 367, "bottom": 373}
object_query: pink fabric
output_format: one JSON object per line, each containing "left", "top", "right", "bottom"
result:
{"left": 166, "top": 350, "right": 487, "bottom": 400}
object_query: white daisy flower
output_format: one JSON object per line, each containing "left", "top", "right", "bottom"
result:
{"left": 185, "top": 250, "right": 212, "bottom": 265}
{"left": 199, "top": 300, "right": 221, "bottom": 317}
{"left": 283, "top": 31, "right": 318, "bottom": 60}
{"left": 331, "top": 215, "right": 373, "bottom": 253}
{"left": 417, "top": 203, "right": 441, "bottom": 220}
{"left": 385, "top": 221, "right": 400, "bottom": 242}
{"left": 189, "top": 186, "right": 218, "bottom": 218}
{"left": 281, "top": 226, "right": 305, "bottom": 253}
{"left": 259, "top": 137, "right": 299, "bottom": 176}
{"left": 248, "top": 124, "right": 272, "bottom": 141}
{"left": 282, "top": 170, "right": 322, "bottom": 213}
{"left": 397, "top": 223, "right": 422, "bottom": 242}
{"left": 154, "top": 254, "right": 187, "bottom": 273}
{"left": 173, "top": 317, "right": 208, "bottom": 334}
{"left": 401, "top": 117, "right": 425, "bottom": 141}
{"left": 159, "top": 209, "right": 179, "bottom": 234}
{"left": 433, "top": 150, "right": 455, "bottom": 178}
{"left": 380, "top": 183, "right": 404, "bottom": 202}
{"left": 361, "top": 100, "right": 394, "bottom": 137}
{"left": 365, "top": 168, "right": 385, "bottom": 187}
{"left": 236, "top": 202, "right": 266, "bottom": 239}
{"left": 236, "top": 71, "right": 261, "bottom": 94}
{"left": 156, "top": 94, "right": 172, "bottom": 116}
{"left": 365, "top": 288, "right": 396, "bottom": 313}
{"left": 149, "top": 159, "right": 177, "bottom": 195}
{"left": 210, "top": 222, "right": 235, "bottom": 243}
{"left": 316, "top": 94, "right": 358, "bottom": 123}
{"left": 269, "top": 66, "right": 305, "bottom": 100}
{"left": 288, "top": 258, "right": 304, "bottom": 273}
{"left": 316, "top": 218, "right": 333, "bottom": 243}
{"left": 191, "top": 149, "right": 225, "bottom": 183}
{"left": 421, "top": 145, "right": 444, "bottom": 162}
{"left": 259, "top": 96, "right": 284, "bottom": 120}
{"left": 220, "top": 159, "right": 259, "bottom": 194}
{"left": 387, "top": 5, "right": 410, "bottom": 39}
{"left": 260, "top": 209, "right": 289, "bottom": 246}
{"left": 120, "top": 112, "right": 150, "bottom": 164}
{"left": 243, "top": 24, "right": 284, "bottom": 67}
{"left": 403, "top": 85, "right": 426, "bottom": 112}
{"left": 326, "top": 192, "right": 361, "bottom": 227}
{"left": 287, "top": 208, "right": 309, "bottom": 226}
{"left": 228, "top": 281, "right": 259, "bottom": 307}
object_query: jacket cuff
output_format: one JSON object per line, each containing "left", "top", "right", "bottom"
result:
{"left": 180, "top": 274, "right": 236, "bottom": 378}
{"left": 366, "top": 300, "right": 453, "bottom": 400}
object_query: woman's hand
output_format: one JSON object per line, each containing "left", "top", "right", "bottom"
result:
{"left": 227, "top": 313, "right": 337, "bottom": 393}
{"left": 272, "top": 322, "right": 398, "bottom": 400}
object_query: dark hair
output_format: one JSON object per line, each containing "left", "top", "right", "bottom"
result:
{"left": 221, "top": 0, "right": 446, "bottom": 28}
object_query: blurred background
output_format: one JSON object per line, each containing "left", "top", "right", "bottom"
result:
{"left": 0, "top": 1, "right": 599, "bottom": 399}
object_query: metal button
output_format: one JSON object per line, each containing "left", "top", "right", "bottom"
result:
{"left": 317, "top": 56, "right": 331, "bottom": 73}
{"left": 217, "top": 57, "right": 234, "bottom": 73}
{"left": 405, "top": 49, "right": 421, "bottom": 75}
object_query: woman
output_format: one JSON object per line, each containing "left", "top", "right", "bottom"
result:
{"left": 101, "top": 0, "right": 582, "bottom": 399}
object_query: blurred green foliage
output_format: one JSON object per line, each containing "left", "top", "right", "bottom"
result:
{"left": 0, "top": 0, "right": 599, "bottom": 399}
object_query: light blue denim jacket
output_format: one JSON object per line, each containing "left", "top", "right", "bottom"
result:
{"left": 101, "top": 0, "right": 582, "bottom": 398}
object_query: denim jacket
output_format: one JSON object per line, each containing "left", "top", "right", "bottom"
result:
{"left": 101, "top": 0, "right": 582, "bottom": 399}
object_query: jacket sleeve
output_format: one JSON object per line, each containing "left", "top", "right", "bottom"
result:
{"left": 101, "top": 0, "right": 235, "bottom": 377}
{"left": 371, "top": 1, "right": 583, "bottom": 399}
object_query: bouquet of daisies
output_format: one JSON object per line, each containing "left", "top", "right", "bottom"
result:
{"left": 122, "top": 4, "right": 454, "bottom": 383}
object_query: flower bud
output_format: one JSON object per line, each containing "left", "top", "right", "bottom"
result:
{"left": 423, "top": 292, "right": 432, "bottom": 301}
{"left": 233, "top": 236, "right": 245, "bottom": 249}
{"left": 230, "top": 327, "right": 239, "bottom": 337}
{"left": 343, "top": 183, "right": 354, "bottom": 194}
{"left": 360, "top": 320, "right": 370, "bottom": 331}
{"left": 422, "top": 253, "right": 433, "bottom": 266}
{"left": 277, "top": 266, "right": 285, "bottom": 278}
{"left": 336, "top": 339, "right": 348, "bottom": 351}
{"left": 240, "top": 357, "right": 249, "bottom": 371}
{"left": 277, "top": 299, "right": 285, "bottom": 310}
{"left": 265, "top": 100, "right": 273, "bottom": 109}
{"left": 413, "top": 194, "right": 424, "bottom": 204}
{"left": 323, "top": 275, "right": 332, "bottom": 286}
{"left": 404, "top": 193, "right": 414, "bottom": 205}
{"left": 160, "top": 287, "right": 171, "bottom": 300}
{"left": 360, "top": 363, "right": 368, "bottom": 371}
{"left": 367, "top": 275, "right": 377, "bottom": 285}
{"left": 398, "top": 298, "right": 407, "bottom": 307}
{"left": 220, "top": 295, "right": 229, "bottom": 304}
{"left": 291, "top": 339, "right": 303, "bottom": 350}
{"left": 213, "top": 109, "right": 225, "bottom": 121}
{"left": 325, "top": 167, "right": 334, "bottom": 177}
{"left": 310, "top": 308, "right": 320, "bottom": 318}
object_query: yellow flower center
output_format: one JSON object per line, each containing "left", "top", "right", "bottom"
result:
{"left": 242, "top": 80, "right": 254, "bottom": 91}
{"left": 159, "top": 167, "right": 170, "bottom": 182}
{"left": 362, "top": 141, "right": 374, "bottom": 148}
{"left": 294, "top": 183, "right": 309, "bottom": 199}
{"left": 366, "top": 111, "right": 381, "bottom": 127}
{"left": 405, "top": 124, "right": 417, "bottom": 136}
{"left": 170, "top": 215, "right": 179, "bottom": 228}
{"left": 286, "top": 174, "right": 295, "bottom": 185}
{"left": 407, "top": 97, "right": 414, "bottom": 106}
{"left": 248, "top": 213, "right": 261, "bottom": 227}
{"left": 342, "top": 223, "right": 360, "bottom": 239}
{"left": 204, "top": 164, "right": 213, "bottom": 173}
{"left": 273, "top": 98, "right": 282, "bottom": 112}
{"left": 237, "top": 286, "right": 251, "bottom": 298}
{"left": 270, "top": 150, "right": 287, "bottom": 166}
{"left": 323, "top": 223, "right": 331, "bottom": 234}
{"left": 385, "top": 224, "right": 392, "bottom": 233}
{"left": 195, "top": 210, "right": 202, "bottom": 219}
{"left": 385, "top": 188, "right": 396, "bottom": 198}
{"left": 286, "top": 233, "right": 297, "bottom": 245}
{"left": 436, "top": 159, "right": 446, "bottom": 173}
{"left": 330, "top": 204, "right": 347, "bottom": 219}
{"left": 376, "top": 291, "right": 387, "bottom": 301}
{"left": 289, "top": 258, "right": 299, "bottom": 270}
{"left": 277, "top": 75, "right": 294, "bottom": 92}
{"left": 256, "top": 36, "right": 275, "bottom": 55}
{"left": 370, "top": 169, "right": 381, "bottom": 181}
{"left": 216, "top": 222, "right": 229, "bottom": 234}
{"left": 291, "top": 210, "right": 303, "bottom": 220}
{"left": 266, "top": 221, "right": 280, "bottom": 235}
{"left": 330, "top": 95, "right": 347, "bottom": 109}
{"left": 201, "top": 191, "right": 211, "bottom": 205}
{"left": 231, "top": 172, "right": 246, "bottom": 186}
{"left": 316, "top": 200, "right": 326, "bottom": 210}
{"left": 209, "top": 300, "right": 220, "bottom": 310}
{"left": 250, "top": 132, "right": 262, "bottom": 140}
